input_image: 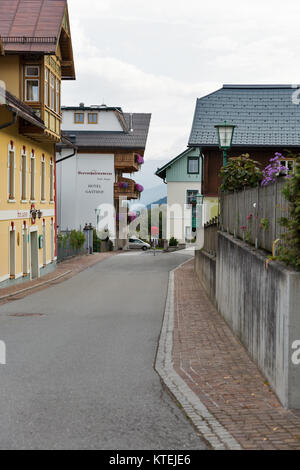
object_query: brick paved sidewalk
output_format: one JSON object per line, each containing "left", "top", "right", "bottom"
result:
{"left": 173, "top": 259, "right": 300, "bottom": 450}
{"left": 0, "top": 252, "right": 118, "bottom": 306}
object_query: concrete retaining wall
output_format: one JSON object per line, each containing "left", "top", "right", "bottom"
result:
{"left": 194, "top": 249, "right": 216, "bottom": 305}
{"left": 215, "top": 232, "right": 300, "bottom": 409}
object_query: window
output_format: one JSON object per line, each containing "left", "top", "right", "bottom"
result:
{"left": 24, "top": 65, "right": 40, "bottom": 102}
{"left": 25, "top": 66, "right": 39, "bottom": 77}
{"left": 88, "top": 112, "right": 98, "bottom": 124}
{"left": 50, "top": 73, "right": 55, "bottom": 111}
{"left": 56, "top": 79, "right": 60, "bottom": 114}
{"left": 41, "top": 156, "right": 46, "bottom": 201}
{"left": 21, "top": 153, "right": 27, "bottom": 200}
{"left": 280, "top": 159, "right": 295, "bottom": 174}
{"left": 8, "top": 150, "right": 15, "bottom": 200}
{"left": 30, "top": 153, "right": 35, "bottom": 201}
{"left": 50, "top": 159, "right": 54, "bottom": 202}
{"left": 44, "top": 68, "right": 49, "bottom": 107}
{"left": 187, "top": 157, "right": 199, "bottom": 174}
{"left": 74, "top": 112, "right": 84, "bottom": 124}
{"left": 186, "top": 190, "right": 199, "bottom": 205}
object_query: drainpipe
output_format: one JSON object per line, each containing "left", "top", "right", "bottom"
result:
{"left": 55, "top": 147, "right": 77, "bottom": 164}
{"left": 0, "top": 111, "right": 17, "bottom": 130}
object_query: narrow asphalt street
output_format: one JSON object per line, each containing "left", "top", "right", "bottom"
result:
{"left": 0, "top": 250, "right": 206, "bottom": 450}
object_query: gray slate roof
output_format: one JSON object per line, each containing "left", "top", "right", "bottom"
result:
{"left": 62, "top": 113, "right": 151, "bottom": 150}
{"left": 188, "top": 85, "right": 300, "bottom": 147}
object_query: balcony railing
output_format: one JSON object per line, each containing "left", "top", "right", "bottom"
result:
{"left": 114, "top": 177, "right": 139, "bottom": 200}
{"left": 115, "top": 153, "right": 140, "bottom": 173}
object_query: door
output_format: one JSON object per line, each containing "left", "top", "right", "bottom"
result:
{"left": 30, "top": 231, "right": 39, "bottom": 279}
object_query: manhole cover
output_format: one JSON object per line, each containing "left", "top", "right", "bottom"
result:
{"left": 8, "top": 313, "right": 45, "bottom": 317}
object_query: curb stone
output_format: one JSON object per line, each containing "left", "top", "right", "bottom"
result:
{"left": 155, "top": 260, "right": 242, "bottom": 450}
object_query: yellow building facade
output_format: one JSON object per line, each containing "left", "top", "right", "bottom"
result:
{"left": 0, "top": 0, "right": 75, "bottom": 287}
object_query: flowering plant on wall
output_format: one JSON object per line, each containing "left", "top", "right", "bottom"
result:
{"left": 118, "top": 182, "right": 129, "bottom": 189}
{"left": 136, "top": 154, "right": 144, "bottom": 164}
{"left": 219, "top": 154, "right": 263, "bottom": 191}
{"left": 135, "top": 184, "right": 144, "bottom": 193}
{"left": 261, "top": 153, "right": 291, "bottom": 186}
{"left": 128, "top": 211, "right": 137, "bottom": 222}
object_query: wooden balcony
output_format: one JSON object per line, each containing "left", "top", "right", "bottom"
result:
{"left": 114, "top": 177, "right": 139, "bottom": 200}
{"left": 115, "top": 153, "right": 140, "bottom": 173}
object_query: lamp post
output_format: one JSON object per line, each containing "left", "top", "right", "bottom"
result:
{"left": 214, "top": 121, "right": 236, "bottom": 166}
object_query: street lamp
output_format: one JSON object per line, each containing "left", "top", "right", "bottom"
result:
{"left": 214, "top": 121, "right": 236, "bottom": 166}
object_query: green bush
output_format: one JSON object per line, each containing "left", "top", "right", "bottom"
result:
{"left": 93, "top": 229, "right": 101, "bottom": 253}
{"left": 69, "top": 230, "right": 85, "bottom": 251}
{"left": 277, "top": 154, "right": 300, "bottom": 271}
{"left": 220, "top": 153, "right": 263, "bottom": 192}
{"left": 169, "top": 237, "right": 178, "bottom": 247}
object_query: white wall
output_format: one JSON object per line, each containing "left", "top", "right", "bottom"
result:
{"left": 61, "top": 109, "right": 123, "bottom": 132}
{"left": 167, "top": 181, "right": 201, "bottom": 243}
{"left": 56, "top": 150, "right": 115, "bottom": 233}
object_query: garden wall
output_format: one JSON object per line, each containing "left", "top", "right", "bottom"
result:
{"left": 215, "top": 232, "right": 300, "bottom": 409}
{"left": 194, "top": 249, "right": 216, "bottom": 306}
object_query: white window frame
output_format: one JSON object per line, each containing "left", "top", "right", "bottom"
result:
{"left": 8, "top": 145, "right": 16, "bottom": 202}
{"left": 21, "top": 151, "right": 27, "bottom": 202}
{"left": 9, "top": 225, "right": 16, "bottom": 279}
{"left": 22, "top": 224, "right": 28, "bottom": 275}
{"left": 40, "top": 155, "right": 46, "bottom": 202}
{"left": 24, "top": 65, "right": 40, "bottom": 103}
{"left": 50, "top": 73, "right": 55, "bottom": 111}
{"left": 30, "top": 152, "right": 36, "bottom": 202}
{"left": 280, "top": 159, "right": 295, "bottom": 174}
{"left": 42, "top": 220, "right": 47, "bottom": 267}
{"left": 50, "top": 159, "right": 54, "bottom": 202}
{"left": 56, "top": 78, "right": 60, "bottom": 114}
{"left": 45, "top": 67, "right": 49, "bottom": 107}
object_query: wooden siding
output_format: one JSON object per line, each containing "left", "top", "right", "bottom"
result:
{"left": 202, "top": 146, "right": 300, "bottom": 197}
{"left": 166, "top": 148, "right": 201, "bottom": 183}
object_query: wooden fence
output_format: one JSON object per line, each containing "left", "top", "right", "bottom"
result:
{"left": 203, "top": 216, "right": 219, "bottom": 256}
{"left": 220, "top": 179, "right": 290, "bottom": 253}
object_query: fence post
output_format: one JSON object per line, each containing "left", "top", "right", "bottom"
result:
{"left": 255, "top": 186, "right": 259, "bottom": 249}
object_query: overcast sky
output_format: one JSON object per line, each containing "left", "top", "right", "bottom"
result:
{"left": 63, "top": 0, "right": 300, "bottom": 162}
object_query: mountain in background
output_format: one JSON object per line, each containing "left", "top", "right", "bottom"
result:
{"left": 130, "top": 184, "right": 167, "bottom": 210}
{"left": 146, "top": 196, "right": 167, "bottom": 209}
{"left": 125, "top": 158, "right": 168, "bottom": 190}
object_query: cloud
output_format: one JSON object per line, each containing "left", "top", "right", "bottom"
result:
{"left": 64, "top": 0, "right": 300, "bottom": 162}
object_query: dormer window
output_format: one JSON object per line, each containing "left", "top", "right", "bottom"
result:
{"left": 74, "top": 112, "right": 84, "bottom": 124}
{"left": 88, "top": 112, "right": 98, "bottom": 124}
{"left": 24, "top": 66, "right": 40, "bottom": 102}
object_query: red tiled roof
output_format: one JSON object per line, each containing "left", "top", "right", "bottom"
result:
{"left": 0, "top": 0, "right": 67, "bottom": 53}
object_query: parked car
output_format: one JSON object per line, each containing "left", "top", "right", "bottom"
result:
{"left": 128, "top": 238, "right": 150, "bottom": 251}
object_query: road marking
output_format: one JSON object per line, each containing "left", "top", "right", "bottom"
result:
{"left": 155, "top": 260, "right": 242, "bottom": 450}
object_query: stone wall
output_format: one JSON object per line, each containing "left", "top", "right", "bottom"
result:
{"left": 195, "top": 231, "right": 300, "bottom": 409}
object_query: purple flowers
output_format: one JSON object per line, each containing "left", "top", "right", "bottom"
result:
{"left": 136, "top": 154, "right": 144, "bottom": 164}
{"left": 135, "top": 184, "right": 144, "bottom": 193}
{"left": 261, "top": 153, "right": 289, "bottom": 186}
{"left": 118, "top": 182, "right": 129, "bottom": 189}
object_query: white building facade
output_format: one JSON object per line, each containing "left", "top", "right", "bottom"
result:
{"left": 156, "top": 148, "right": 202, "bottom": 243}
{"left": 56, "top": 104, "right": 151, "bottom": 242}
